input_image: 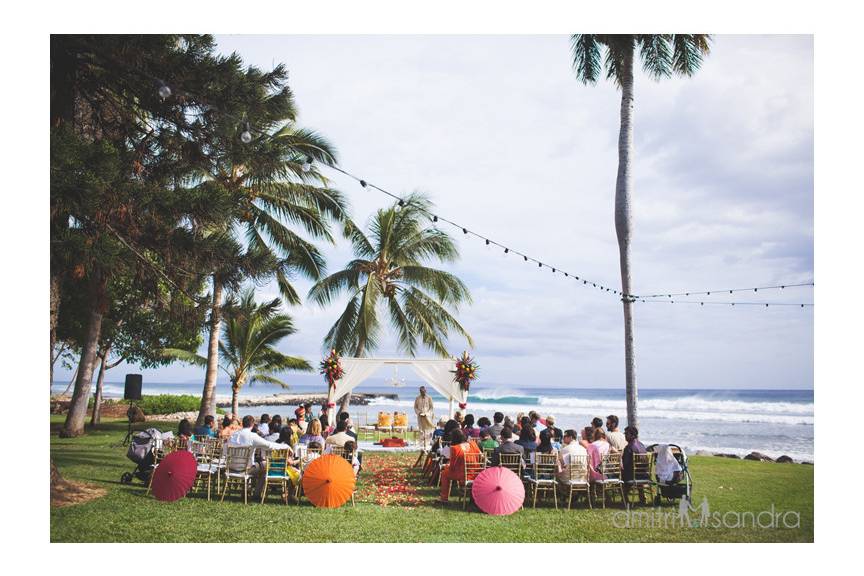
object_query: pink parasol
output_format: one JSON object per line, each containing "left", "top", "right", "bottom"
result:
{"left": 150, "top": 450, "right": 197, "bottom": 502}
{"left": 471, "top": 466, "right": 524, "bottom": 516}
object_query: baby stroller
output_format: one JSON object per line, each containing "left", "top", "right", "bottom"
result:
{"left": 646, "top": 443, "right": 692, "bottom": 506}
{"left": 120, "top": 428, "right": 163, "bottom": 484}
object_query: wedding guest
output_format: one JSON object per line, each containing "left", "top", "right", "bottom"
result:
{"left": 488, "top": 412, "right": 505, "bottom": 441}
{"left": 178, "top": 418, "right": 193, "bottom": 441}
{"left": 193, "top": 415, "right": 217, "bottom": 438}
{"left": 606, "top": 415, "right": 627, "bottom": 452}
{"left": 491, "top": 426, "right": 525, "bottom": 466}
{"left": 299, "top": 419, "right": 326, "bottom": 445}
{"left": 592, "top": 428, "right": 611, "bottom": 458}
{"left": 478, "top": 429, "right": 499, "bottom": 451}
{"left": 580, "top": 426, "right": 605, "bottom": 482}
{"left": 462, "top": 414, "right": 480, "bottom": 438}
{"left": 257, "top": 413, "right": 271, "bottom": 437}
{"left": 557, "top": 429, "right": 588, "bottom": 481}
{"left": 622, "top": 426, "right": 647, "bottom": 482}
{"left": 438, "top": 430, "right": 481, "bottom": 504}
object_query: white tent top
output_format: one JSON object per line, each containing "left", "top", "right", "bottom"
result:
{"left": 327, "top": 357, "right": 466, "bottom": 419}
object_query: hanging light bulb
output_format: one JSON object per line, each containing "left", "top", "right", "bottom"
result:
{"left": 240, "top": 122, "right": 252, "bottom": 144}
{"left": 462, "top": 228, "right": 468, "bottom": 235}
{"left": 432, "top": 215, "right": 438, "bottom": 222}
{"left": 398, "top": 198, "right": 405, "bottom": 208}
{"left": 524, "top": 256, "right": 528, "bottom": 262}
{"left": 538, "top": 262, "right": 542, "bottom": 268}
{"left": 504, "top": 248, "right": 509, "bottom": 254}
{"left": 158, "top": 82, "right": 172, "bottom": 100}
{"left": 301, "top": 156, "right": 313, "bottom": 173}
{"left": 360, "top": 180, "right": 367, "bottom": 188}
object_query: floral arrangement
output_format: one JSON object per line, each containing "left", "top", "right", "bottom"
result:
{"left": 453, "top": 351, "right": 479, "bottom": 392}
{"left": 319, "top": 349, "right": 344, "bottom": 389}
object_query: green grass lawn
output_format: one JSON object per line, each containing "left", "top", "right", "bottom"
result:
{"left": 50, "top": 417, "right": 813, "bottom": 543}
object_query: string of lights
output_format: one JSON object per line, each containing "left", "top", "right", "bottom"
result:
{"left": 143, "top": 74, "right": 814, "bottom": 309}
{"left": 639, "top": 299, "right": 813, "bottom": 308}
{"left": 325, "top": 164, "right": 626, "bottom": 299}
{"left": 638, "top": 282, "right": 814, "bottom": 299}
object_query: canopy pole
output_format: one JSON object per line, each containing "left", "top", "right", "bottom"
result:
{"left": 449, "top": 397, "right": 454, "bottom": 418}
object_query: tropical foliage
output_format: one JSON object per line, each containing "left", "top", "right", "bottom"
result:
{"left": 309, "top": 193, "right": 473, "bottom": 358}
{"left": 164, "top": 288, "right": 312, "bottom": 416}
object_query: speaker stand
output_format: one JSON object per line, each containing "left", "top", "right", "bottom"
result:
{"left": 113, "top": 402, "right": 139, "bottom": 448}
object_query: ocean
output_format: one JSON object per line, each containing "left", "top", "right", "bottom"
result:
{"left": 52, "top": 380, "right": 814, "bottom": 461}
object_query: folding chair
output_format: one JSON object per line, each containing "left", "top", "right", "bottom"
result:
{"left": 145, "top": 437, "right": 175, "bottom": 496}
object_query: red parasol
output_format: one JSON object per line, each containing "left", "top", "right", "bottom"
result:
{"left": 301, "top": 455, "right": 355, "bottom": 508}
{"left": 150, "top": 450, "right": 197, "bottom": 502}
{"left": 471, "top": 466, "right": 524, "bottom": 516}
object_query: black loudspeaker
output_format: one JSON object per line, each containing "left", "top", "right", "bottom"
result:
{"left": 124, "top": 374, "right": 142, "bottom": 401}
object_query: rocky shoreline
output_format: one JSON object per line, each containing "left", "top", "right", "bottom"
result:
{"left": 213, "top": 392, "right": 398, "bottom": 408}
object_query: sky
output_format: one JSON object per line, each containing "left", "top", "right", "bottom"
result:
{"left": 57, "top": 35, "right": 814, "bottom": 390}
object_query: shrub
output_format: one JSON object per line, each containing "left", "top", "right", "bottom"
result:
{"left": 136, "top": 395, "right": 204, "bottom": 415}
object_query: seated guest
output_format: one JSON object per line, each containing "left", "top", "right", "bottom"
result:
{"left": 556, "top": 429, "right": 588, "bottom": 481}
{"left": 579, "top": 426, "right": 605, "bottom": 482}
{"left": 301, "top": 441, "right": 323, "bottom": 467}
{"left": 338, "top": 411, "right": 358, "bottom": 440}
{"left": 225, "top": 415, "right": 288, "bottom": 494}
{"left": 476, "top": 416, "right": 492, "bottom": 433}
{"left": 319, "top": 414, "right": 332, "bottom": 437}
{"left": 303, "top": 403, "right": 314, "bottom": 423}
{"left": 529, "top": 410, "right": 544, "bottom": 434}
{"left": 605, "top": 415, "right": 626, "bottom": 452}
{"left": 591, "top": 417, "right": 604, "bottom": 433}
{"left": 503, "top": 415, "right": 515, "bottom": 433}
{"left": 257, "top": 413, "right": 271, "bottom": 437}
{"left": 536, "top": 431, "right": 554, "bottom": 454}
{"left": 621, "top": 425, "right": 647, "bottom": 482}
{"left": 219, "top": 415, "right": 242, "bottom": 440}
{"left": 178, "top": 418, "right": 193, "bottom": 441}
{"left": 432, "top": 418, "right": 448, "bottom": 441}
{"left": 325, "top": 419, "right": 354, "bottom": 448}
{"left": 478, "top": 429, "right": 499, "bottom": 451}
{"left": 513, "top": 413, "right": 525, "bottom": 435}
{"left": 515, "top": 422, "right": 538, "bottom": 459}
{"left": 462, "top": 414, "right": 480, "bottom": 438}
{"left": 342, "top": 440, "right": 361, "bottom": 477}
{"left": 453, "top": 411, "right": 464, "bottom": 426}
{"left": 299, "top": 419, "right": 326, "bottom": 445}
{"left": 592, "top": 428, "right": 611, "bottom": 458}
{"left": 491, "top": 426, "right": 525, "bottom": 466}
{"left": 539, "top": 415, "right": 563, "bottom": 449}
{"left": 265, "top": 415, "right": 283, "bottom": 441}
{"left": 294, "top": 407, "right": 308, "bottom": 434}
{"left": 438, "top": 430, "right": 482, "bottom": 503}
{"left": 193, "top": 415, "right": 217, "bottom": 438}
{"left": 488, "top": 412, "right": 505, "bottom": 441}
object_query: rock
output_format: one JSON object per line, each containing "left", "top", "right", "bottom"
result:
{"left": 743, "top": 451, "right": 774, "bottom": 462}
{"left": 145, "top": 411, "right": 197, "bottom": 422}
{"left": 775, "top": 455, "right": 794, "bottom": 464}
{"left": 127, "top": 405, "right": 146, "bottom": 423}
{"left": 714, "top": 453, "right": 741, "bottom": 459}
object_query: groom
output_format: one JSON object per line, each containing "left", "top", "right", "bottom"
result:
{"left": 413, "top": 386, "right": 435, "bottom": 448}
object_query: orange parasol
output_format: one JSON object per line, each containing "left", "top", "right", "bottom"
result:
{"left": 301, "top": 454, "right": 355, "bottom": 508}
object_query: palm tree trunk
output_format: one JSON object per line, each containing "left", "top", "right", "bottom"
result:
{"left": 231, "top": 374, "right": 245, "bottom": 420}
{"left": 615, "top": 43, "right": 638, "bottom": 429}
{"left": 50, "top": 273, "right": 61, "bottom": 384}
{"left": 197, "top": 276, "right": 223, "bottom": 425}
{"left": 90, "top": 344, "right": 110, "bottom": 427}
{"left": 61, "top": 275, "right": 107, "bottom": 437}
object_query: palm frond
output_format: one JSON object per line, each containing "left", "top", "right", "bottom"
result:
{"left": 398, "top": 265, "right": 472, "bottom": 307}
{"left": 160, "top": 348, "right": 208, "bottom": 366}
{"left": 308, "top": 267, "right": 364, "bottom": 307}
{"left": 570, "top": 34, "right": 602, "bottom": 84}
{"left": 637, "top": 34, "right": 673, "bottom": 80}
{"left": 671, "top": 34, "right": 711, "bottom": 77}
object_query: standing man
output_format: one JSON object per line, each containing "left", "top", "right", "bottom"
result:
{"left": 414, "top": 386, "right": 435, "bottom": 448}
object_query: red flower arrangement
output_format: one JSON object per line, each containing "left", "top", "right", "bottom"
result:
{"left": 452, "top": 351, "right": 479, "bottom": 392}
{"left": 319, "top": 349, "right": 344, "bottom": 389}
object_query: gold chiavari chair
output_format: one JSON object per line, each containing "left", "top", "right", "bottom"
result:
{"left": 527, "top": 453, "right": 559, "bottom": 509}
{"left": 260, "top": 448, "right": 293, "bottom": 504}
{"left": 595, "top": 452, "right": 626, "bottom": 509}
{"left": 559, "top": 454, "right": 592, "bottom": 509}
{"left": 626, "top": 452, "right": 656, "bottom": 506}
{"left": 219, "top": 446, "right": 255, "bottom": 505}
{"left": 460, "top": 451, "right": 488, "bottom": 509}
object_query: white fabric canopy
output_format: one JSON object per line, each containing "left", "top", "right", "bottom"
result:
{"left": 328, "top": 357, "right": 467, "bottom": 420}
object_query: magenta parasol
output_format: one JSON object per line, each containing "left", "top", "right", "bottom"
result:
{"left": 471, "top": 466, "right": 524, "bottom": 516}
{"left": 150, "top": 450, "right": 197, "bottom": 502}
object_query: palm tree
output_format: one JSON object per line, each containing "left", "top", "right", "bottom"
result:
{"left": 165, "top": 288, "right": 312, "bottom": 417}
{"left": 570, "top": 34, "right": 711, "bottom": 428}
{"left": 191, "top": 62, "right": 350, "bottom": 426}
{"left": 309, "top": 193, "right": 474, "bottom": 411}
